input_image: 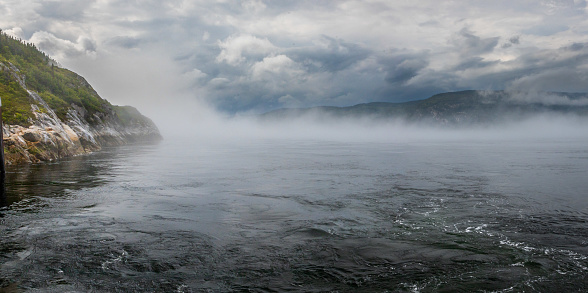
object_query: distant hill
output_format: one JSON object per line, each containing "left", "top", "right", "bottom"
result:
{"left": 260, "top": 90, "right": 588, "bottom": 125}
{"left": 0, "top": 30, "right": 161, "bottom": 164}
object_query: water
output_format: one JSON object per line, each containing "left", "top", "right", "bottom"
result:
{"left": 1, "top": 137, "right": 587, "bottom": 292}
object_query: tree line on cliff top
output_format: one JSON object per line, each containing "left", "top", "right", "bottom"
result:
{"left": 0, "top": 30, "right": 122, "bottom": 126}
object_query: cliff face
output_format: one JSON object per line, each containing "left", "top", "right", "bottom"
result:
{"left": 2, "top": 90, "right": 161, "bottom": 165}
{"left": 2, "top": 83, "right": 161, "bottom": 165}
{"left": 0, "top": 32, "right": 161, "bottom": 165}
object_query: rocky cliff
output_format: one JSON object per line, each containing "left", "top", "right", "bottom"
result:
{"left": 0, "top": 31, "right": 161, "bottom": 165}
{"left": 2, "top": 91, "right": 161, "bottom": 165}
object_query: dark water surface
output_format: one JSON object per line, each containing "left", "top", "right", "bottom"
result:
{"left": 1, "top": 138, "right": 587, "bottom": 292}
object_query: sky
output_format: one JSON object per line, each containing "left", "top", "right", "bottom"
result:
{"left": 1, "top": 0, "right": 588, "bottom": 122}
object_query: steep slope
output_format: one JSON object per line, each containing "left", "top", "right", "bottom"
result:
{"left": 0, "top": 31, "right": 161, "bottom": 164}
{"left": 261, "top": 90, "right": 588, "bottom": 125}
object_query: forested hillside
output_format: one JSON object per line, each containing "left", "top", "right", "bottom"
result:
{"left": 0, "top": 30, "right": 161, "bottom": 164}
{"left": 0, "top": 31, "right": 115, "bottom": 125}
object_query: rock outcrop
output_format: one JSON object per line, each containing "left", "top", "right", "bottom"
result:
{"left": 2, "top": 90, "right": 161, "bottom": 164}
{"left": 1, "top": 74, "right": 161, "bottom": 165}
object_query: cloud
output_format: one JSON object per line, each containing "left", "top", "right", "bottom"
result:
{"left": 35, "top": 0, "right": 93, "bottom": 21}
{"left": 251, "top": 55, "right": 302, "bottom": 81}
{"left": 509, "top": 36, "right": 520, "bottom": 45}
{"left": 453, "top": 57, "right": 499, "bottom": 71}
{"left": 453, "top": 28, "right": 500, "bottom": 56}
{"left": 540, "top": 0, "right": 586, "bottom": 15}
{"left": 523, "top": 23, "right": 569, "bottom": 36}
{"left": 278, "top": 94, "right": 300, "bottom": 107}
{"left": 184, "top": 68, "right": 208, "bottom": 81}
{"left": 451, "top": 40, "right": 588, "bottom": 96}
{"left": 384, "top": 57, "right": 429, "bottom": 85}
{"left": 105, "top": 36, "right": 144, "bottom": 49}
{"left": 288, "top": 36, "right": 371, "bottom": 73}
{"left": 216, "top": 34, "right": 276, "bottom": 65}
{"left": 2, "top": 0, "right": 588, "bottom": 115}
{"left": 29, "top": 31, "right": 97, "bottom": 59}
{"left": 501, "top": 36, "right": 521, "bottom": 48}
{"left": 508, "top": 68, "right": 588, "bottom": 93}
{"left": 567, "top": 42, "right": 585, "bottom": 51}
{"left": 242, "top": 0, "right": 267, "bottom": 13}
{"left": 3, "top": 27, "right": 25, "bottom": 39}
{"left": 208, "top": 77, "right": 231, "bottom": 89}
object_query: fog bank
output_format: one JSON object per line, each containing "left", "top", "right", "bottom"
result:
{"left": 56, "top": 40, "right": 588, "bottom": 146}
{"left": 152, "top": 102, "right": 588, "bottom": 144}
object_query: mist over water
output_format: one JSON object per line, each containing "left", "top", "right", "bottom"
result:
{"left": 153, "top": 98, "right": 588, "bottom": 144}
{"left": 1, "top": 103, "right": 588, "bottom": 291}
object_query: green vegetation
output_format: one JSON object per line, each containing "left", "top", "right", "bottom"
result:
{"left": 113, "top": 105, "right": 139, "bottom": 126}
{"left": 0, "top": 62, "right": 35, "bottom": 125}
{"left": 113, "top": 105, "right": 154, "bottom": 128}
{"left": 0, "top": 30, "right": 112, "bottom": 125}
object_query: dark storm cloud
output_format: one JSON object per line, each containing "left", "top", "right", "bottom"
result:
{"left": 567, "top": 43, "right": 585, "bottom": 51}
{"left": 453, "top": 57, "right": 499, "bottom": 71}
{"left": 505, "top": 44, "right": 588, "bottom": 92}
{"left": 189, "top": 26, "right": 588, "bottom": 113}
{"left": 454, "top": 28, "right": 500, "bottom": 56}
{"left": 510, "top": 68, "right": 588, "bottom": 93}
{"left": 453, "top": 41, "right": 588, "bottom": 93}
{"left": 383, "top": 56, "right": 429, "bottom": 85}
{"left": 509, "top": 36, "right": 520, "bottom": 45}
{"left": 287, "top": 36, "right": 371, "bottom": 73}
{"left": 502, "top": 36, "right": 520, "bottom": 48}
{"left": 519, "top": 42, "right": 588, "bottom": 70}
{"left": 376, "top": 36, "right": 588, "bottom": 103}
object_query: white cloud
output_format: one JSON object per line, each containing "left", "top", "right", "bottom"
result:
{"left": 216, "top": 34, "right": 276, "bottom": 65}
{"left": 185, "top": 68, "right": 207, "bottom": 80}
{"left": 29, "top": 31, "right": 97, "bottom": 60}
{"left": 250, "top": 55, "right": 302, "bottom": 81}
{"left": 242, "top": 0, "right": 266, "bottom": 13}
{"left": 3, "top": 26, "right": 24, "bottom": 39}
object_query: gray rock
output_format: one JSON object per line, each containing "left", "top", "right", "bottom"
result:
{"left": 22, "top": 131, "right": 42, "bottom": 142}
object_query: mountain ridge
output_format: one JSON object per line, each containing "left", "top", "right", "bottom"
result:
{"left": 261, "top": 90, "right": 588, "bottom": 125}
